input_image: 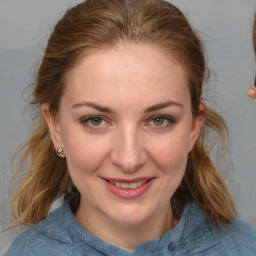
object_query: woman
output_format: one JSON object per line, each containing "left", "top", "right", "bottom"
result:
{"left": 5, "top": 0, "right": 256, "bottom": 255}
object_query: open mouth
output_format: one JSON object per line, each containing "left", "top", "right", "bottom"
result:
{"left": 104, "top": 178, "right": 153, "bottom": 189}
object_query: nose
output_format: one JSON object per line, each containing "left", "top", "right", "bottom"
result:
{"left": 110, "top": 126, "right": 147, "bottom": 173}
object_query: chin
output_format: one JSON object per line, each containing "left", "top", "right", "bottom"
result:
{"left": 105, "top": 204, "right": 156, "bottom": 226}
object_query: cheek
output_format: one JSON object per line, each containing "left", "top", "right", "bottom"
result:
{"left": 61, "top": 126, "right": 110, "bottom": 174}
{"left": 150, "top": 132, "right": 189, "bottom": 173}
{"left": 156, "top": 135, "right": 189, "bottom": 198}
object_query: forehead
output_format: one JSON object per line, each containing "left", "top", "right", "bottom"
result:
{"left": 67, "top": 43, "right": 187, "bottom": 80}
{"left": 62, "top": 44, "right": 190, "bottom": 109}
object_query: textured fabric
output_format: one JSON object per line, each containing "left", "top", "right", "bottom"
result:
{"left": 5, "top": 201, "right": 256, "bottom": 256}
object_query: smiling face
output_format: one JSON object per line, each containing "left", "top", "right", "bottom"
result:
{"left": 43, "top": 44, "right": 203, "bottom": 229}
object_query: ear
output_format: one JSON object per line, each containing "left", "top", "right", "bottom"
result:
{"left": 41, "top": 103, "right": 65, "bottom": 158}
{"left": 187, "top": 102, "right": 205, "bottom": 153}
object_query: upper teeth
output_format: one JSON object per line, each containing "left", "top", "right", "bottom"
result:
{"left": 109, "top": 180, "right": 147, "bottom": 189}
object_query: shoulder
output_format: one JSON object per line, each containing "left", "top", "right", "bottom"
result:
{"left": 183, "top": 204, "right": 256, "bottom": 255}
{"left": 219, "top": 218, "right": 256, "bottom": 252}
{"left": 4, "top": 202, "right": 76, "bottom": 256}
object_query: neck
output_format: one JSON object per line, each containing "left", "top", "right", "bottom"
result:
{"left": 75, "top": 201, "right": 178, "bottom": 252}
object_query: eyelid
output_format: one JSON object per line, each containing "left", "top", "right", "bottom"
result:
{"left": 148, "top": 114, "right": 175, "bottom": 122}
{"left": 80, "top": 115, "right": 110, "bottom": 128}
{"left": 79, "top": 114, "right": 175, "bottom": 130}
{"left": 145, "top": 114, "right": 176, "bottom": 128}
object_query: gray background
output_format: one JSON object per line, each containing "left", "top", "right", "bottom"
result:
{"left": 0, "top": 0, "right": 256, "bottom": 254}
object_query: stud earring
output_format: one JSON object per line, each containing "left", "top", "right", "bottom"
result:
{"left": 57, "top": 147, "right": 64, "bottom": 155}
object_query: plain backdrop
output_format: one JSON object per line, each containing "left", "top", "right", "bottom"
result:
{"left": 1, "top": 0, "right": 256, "bottom": 254}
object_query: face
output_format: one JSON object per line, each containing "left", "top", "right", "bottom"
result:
{"left": 43, "top": 44, "right": 204, "bottom": 227}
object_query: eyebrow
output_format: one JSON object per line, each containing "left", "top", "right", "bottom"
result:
{"left": 71, "top": 100, "right": 183, "bottom": 113}
{"left": 71, "top": 102, "right": 115, "bottom": 113}
{"left": 144, "top": 101, "right": 183, "bottom": 113}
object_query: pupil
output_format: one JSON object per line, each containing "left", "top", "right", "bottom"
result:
{"left": 153, "top": 117, "right": 164, "bottom": 126}
{"left": 91, "top": 117, "right": 102, "bottom": 126}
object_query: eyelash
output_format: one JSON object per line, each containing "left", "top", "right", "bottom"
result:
{"left": 146, "top": 115, "right": 176, "bottom": 129}
{"left": 79, "top": 114, "right": 176, "bottom": 130}
{"left": 80, "top": 115, "right": 109, "bottom": 129}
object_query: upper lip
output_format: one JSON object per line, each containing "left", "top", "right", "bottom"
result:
{"left": 101, "top": 177, "right": 155, "bottom": 183}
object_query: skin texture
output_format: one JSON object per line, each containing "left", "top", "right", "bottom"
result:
{"left": 42, "top": 44, "right": 204, "bottom": 251}
{"left": 247, "top": 84, "right": 256, "bottom": 99}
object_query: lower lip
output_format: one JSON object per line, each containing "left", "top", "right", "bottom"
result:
{"left": 102, "top": 178, "right": 155, "bottom": 199}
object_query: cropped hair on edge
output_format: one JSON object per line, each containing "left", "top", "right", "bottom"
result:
{"left": 8, "top": 0, "right": 236, "bottom": 229}
{"left": 253, "top": 14, "right": 256, "bottom": 87}
{"left": 253, "top": 14, "right": 256, "bottom": 54}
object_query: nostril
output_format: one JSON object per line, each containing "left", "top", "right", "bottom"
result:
{"left": 110, "top": 135, "right": 148, "bottom": 172}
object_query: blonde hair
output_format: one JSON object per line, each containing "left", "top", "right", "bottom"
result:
{"left": 9, "top": 0, "right": 236, "bottom": 228}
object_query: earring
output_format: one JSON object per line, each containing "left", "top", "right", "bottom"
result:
{"left": 57, "top": 147, "right": 64, "bottom": 155}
